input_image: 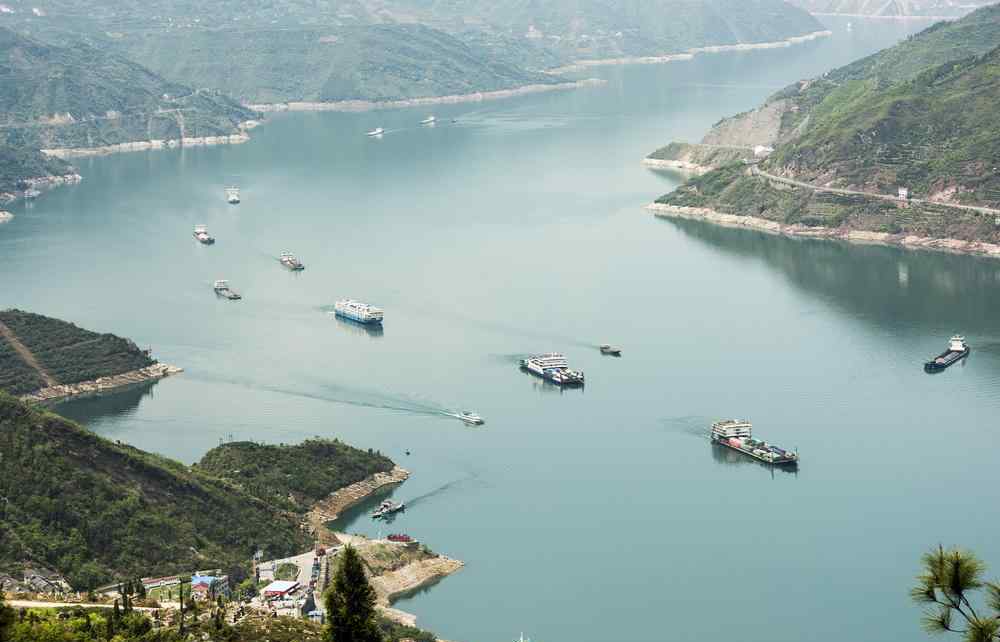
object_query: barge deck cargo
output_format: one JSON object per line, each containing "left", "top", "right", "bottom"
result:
{"left": 710, "top": 420, "right": 798, "bottom": 466}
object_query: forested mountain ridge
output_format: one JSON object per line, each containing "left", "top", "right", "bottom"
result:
{"left": 785, "top": 0, "right": 995, "bottom": 18}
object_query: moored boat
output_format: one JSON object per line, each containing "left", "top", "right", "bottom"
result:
{"left": 193, "top": 225, "right": 215, "bottom": 245}
{"left": 279, "top": 251, "right": 305, "bottom": 271}
{"left": 213, "top": 279, "right": 242, "bottom": 300}
{"left": 23, "top": 188, "right": 41, "bottom": 200}
{"left": 924, "top": 335, "right": 970, "bottom": 372}
{"left": 710, "top": 420, "right": 798, "bottom": 466}
{"left": 519, "top": 353, "right": 584, "bottom": 386}
{"left": 333, "top": 299, "right": 383, "bottom": 325}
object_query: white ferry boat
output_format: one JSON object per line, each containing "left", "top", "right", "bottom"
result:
{"left": 333, "top": 299, "right": 384, "bottom": 325}
{"left": 193, "top": 225, "right": 215, "bottom": 245}
{"left": 519, "top": 353, "right": 584, "bottom": 386}
{"left": 225, "top": 187, "right": 240, "bottom": 204}
{"left": 420, "top": 116, "right": 436, "bottom": 125}
{"left": 367, "top": 127, "right": 385, "bottom": 137}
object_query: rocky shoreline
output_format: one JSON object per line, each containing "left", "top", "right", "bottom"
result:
{"left": 548, "top": 30, "right": 832, "bottom": 73}
{"left": 249, "top": 79, "right": 605, "bottom": 113}
{"left": 642, "top": 157, "right": 712, "bottom": 175}
{"left": 20, "top": 363, "right": 184, "bottom": 404}
{"left": 41, "top": 121, "right": 260, "bottom": 159}
{"left": 307, "top": 466, "right": 410, "bottom": 534}
{"left": 648, "top": 203, "right": 1000, "bottom": 258}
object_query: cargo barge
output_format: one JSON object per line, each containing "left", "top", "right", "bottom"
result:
{"left": 924, "top": 336, "right": 970, "bottom": 372}
{"left": 520, "top": 353, "right": 584, "bottom": 386}
{"left": 213, "top": 279, "right": 242, "bottom": 300}
{"left": 710, "top": 420, "right": 798, "bottom": 466}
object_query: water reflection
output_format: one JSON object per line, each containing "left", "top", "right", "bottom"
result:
{"left": 333, "top": 316, "right": 384, "bottom": 338}
{"left": 664, "top": 217, "right": 1000, "bottom": 337}
{"left": 518, "top": 369, "right": 586, "bottom": 395}
{"left": 53, "top": 379, "right": 159, "bottom": 428}
{"left": 710, "top": 443, "right": 799, "bottom": 476}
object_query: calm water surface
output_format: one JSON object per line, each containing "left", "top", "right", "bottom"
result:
{"left": 4, "top": 17, "right": 999, "bottom": 642}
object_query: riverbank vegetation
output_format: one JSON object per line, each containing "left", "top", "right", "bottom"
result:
{"left": 0, "top": 310, "right": 155, "bottom": 395}
{"left": 197, "top": 440, "right": 394, "bottom": 513}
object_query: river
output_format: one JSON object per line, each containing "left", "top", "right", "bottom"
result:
{"left": 3, "top": 16, "right": 999, "bottom": 642}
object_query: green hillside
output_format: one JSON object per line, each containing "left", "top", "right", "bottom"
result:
{"left": 0, "top": 310, "right": 155, "bottom": 395}
{"left": 198, "top": 440, "right": 395, "bottom": 512}
{"left": 654, "top": 5, "right": 1000, "bottom": 242}
{"left": 0, "top": 393, "right": 313, "bottom": 589}
{"left": 114, "top": 24, "right": 558, "bottom": 104}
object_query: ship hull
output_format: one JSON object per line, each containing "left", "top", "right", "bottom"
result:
{"left": 711, "top": 436, "right": 797, "bottom": 466}
{"left": 520, "top": 363, "right": 584, "bottom": 386}
{"left": 924, "top": 348, "right": 970, "bottom": 372}
{"left": 335, "top": 310, "right": 382, "bottom": 325}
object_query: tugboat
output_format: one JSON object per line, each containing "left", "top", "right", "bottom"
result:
{"left": 279, "top": 252, "right": 305, "bottom": 271}
{"left": 710, "top": 420, "right": 798, "bottom": 466}
{"left": 924, "top": 335, "right": 970, "bottom": 372}
{"left": 371, "top": 500, "right": 405, "bottom": 519}
{"left": 459, "top": 411, "right": 485, "bottom": 426}
{"left": 519, "top": 353, "right": 584, "bottom": 386}
{"left": 225, "top": 187, "right": 240, "bottom": 204}
{"left": 366, "top": 127, "right": 385, "bottom": 137}
{"left": 193, "top": 225, "right": 215, "bottom": 245}
{"left": 599, "top": 344, "right": 622, "bottom": 357}
{"left": 213, "top": 279, "right": 242, "bottom": 300}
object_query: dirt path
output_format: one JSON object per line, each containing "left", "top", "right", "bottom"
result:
{"left": 751, "top": 166, "right": 1000, "bottom": 217}
{"left": 6, "top": 599, "right": 159, "bottom": 612}
{"left": 0, "top": 320, "right": 57, "bottom": 386}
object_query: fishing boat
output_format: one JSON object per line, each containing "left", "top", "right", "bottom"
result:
{"left": 225, "top": 187, "right": 240, "bottom": 204}
{"left": 459, "top": 411, "right": 485, "bottom": 425}
{"left": 213, "top": 279, "right": 242, "bottom": 300}
{"left": 924, "top": 335, "right": 970, "bottom": 372}
{"left": 420, "top": 116, "right": 436, "bottom": 125}
{"left": 371, "top": 500, "right": 405, "bottom": 519}
{"left": 279, "top": 252, "right": 305, "bottom": 271}
{"left": 599, "top": 344, "right": 622, "bottom": 356}
{"left": 367, "top": 127, "right": 385, "bottom": 137}
{"left": 193, "top": 225, "right": 215, "bottom": 245}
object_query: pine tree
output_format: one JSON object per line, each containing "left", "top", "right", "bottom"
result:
{"left": 324, "top": 546, "right": 383, "bottom": 642}
{"left": 912, "top": 545, "right": 1000, "bottom": 641}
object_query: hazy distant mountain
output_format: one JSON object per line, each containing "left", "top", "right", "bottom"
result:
{"left": 785, "top": 0, "right": 996, "bottom": 17}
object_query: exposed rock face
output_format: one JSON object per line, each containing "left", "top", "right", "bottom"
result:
{"left": 20, "top": 363, "right": 184, "bottom": 404}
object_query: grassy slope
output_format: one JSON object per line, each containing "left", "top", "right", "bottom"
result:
{"left": 0, "top": 310, "right": 155, "bottom": 395}
{"left": 0, "top": 393, "right": 312, "bottom": 589}
{"left": 197, "top": 440, "right": 394, "bottom": 512}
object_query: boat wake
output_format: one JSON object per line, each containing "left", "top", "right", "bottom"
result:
{"left": 660, "top": 415, "right": 713, "bottom": 439}
{"left": 403, "top": 474, "right": 481, "bottom": 509}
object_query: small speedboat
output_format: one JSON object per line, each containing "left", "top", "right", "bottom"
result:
{"left": 459, "top": 411, "right": 485, "bottom": 425}
{"left": 371, "top": 500, "right": 405, "bottom": 519}
{"left": 367, "top": 128, "right": 385, "bottom": 137}
{"left": 599, "top": 344, "right": 622, "bottom": 356}
{"left": 279, "top": 251, "right": 305, "bottom": 271}
{"left": 420, "top": 116, "right": 436, "bottom": 125}
{"left": 193, "top": 225, "right": 215, "bottom": 245}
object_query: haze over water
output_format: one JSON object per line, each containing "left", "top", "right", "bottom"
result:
{"left": 4, "top": 16, "right": 999, "bottom": 642}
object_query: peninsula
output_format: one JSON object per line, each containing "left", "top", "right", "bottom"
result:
{"left": 649, "top": 5, "right": 1000, "bottom": 255}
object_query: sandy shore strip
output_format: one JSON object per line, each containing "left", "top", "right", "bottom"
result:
{"left": 548, "top": 30, "right": 832, "bottom": 74}
{"left": 20, "top": 363, "right": 184, "bottom": 404}
{"left": 642, "top": 158, "right": 712, "bottom": 175}
{"left": 648, "top": 203, "right": 1000, "bottom": 258}
{"left": 41, "top": 122, "right": 260, "bottom": 159}
{"left": 248, "top": 79, "right": 605, "bottom": 113}
{"left": 307, "top": 466, "right": 410, "bottom": 535}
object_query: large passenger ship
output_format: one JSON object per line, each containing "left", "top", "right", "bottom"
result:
{"left": 710, "top": 420, "right": 798, "bottom": 466}
{"left": 333, "top": 299, "right": 384, "bottom": 325}
{"left": 519, "top": 353, "right": 584, "bottom": 386}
